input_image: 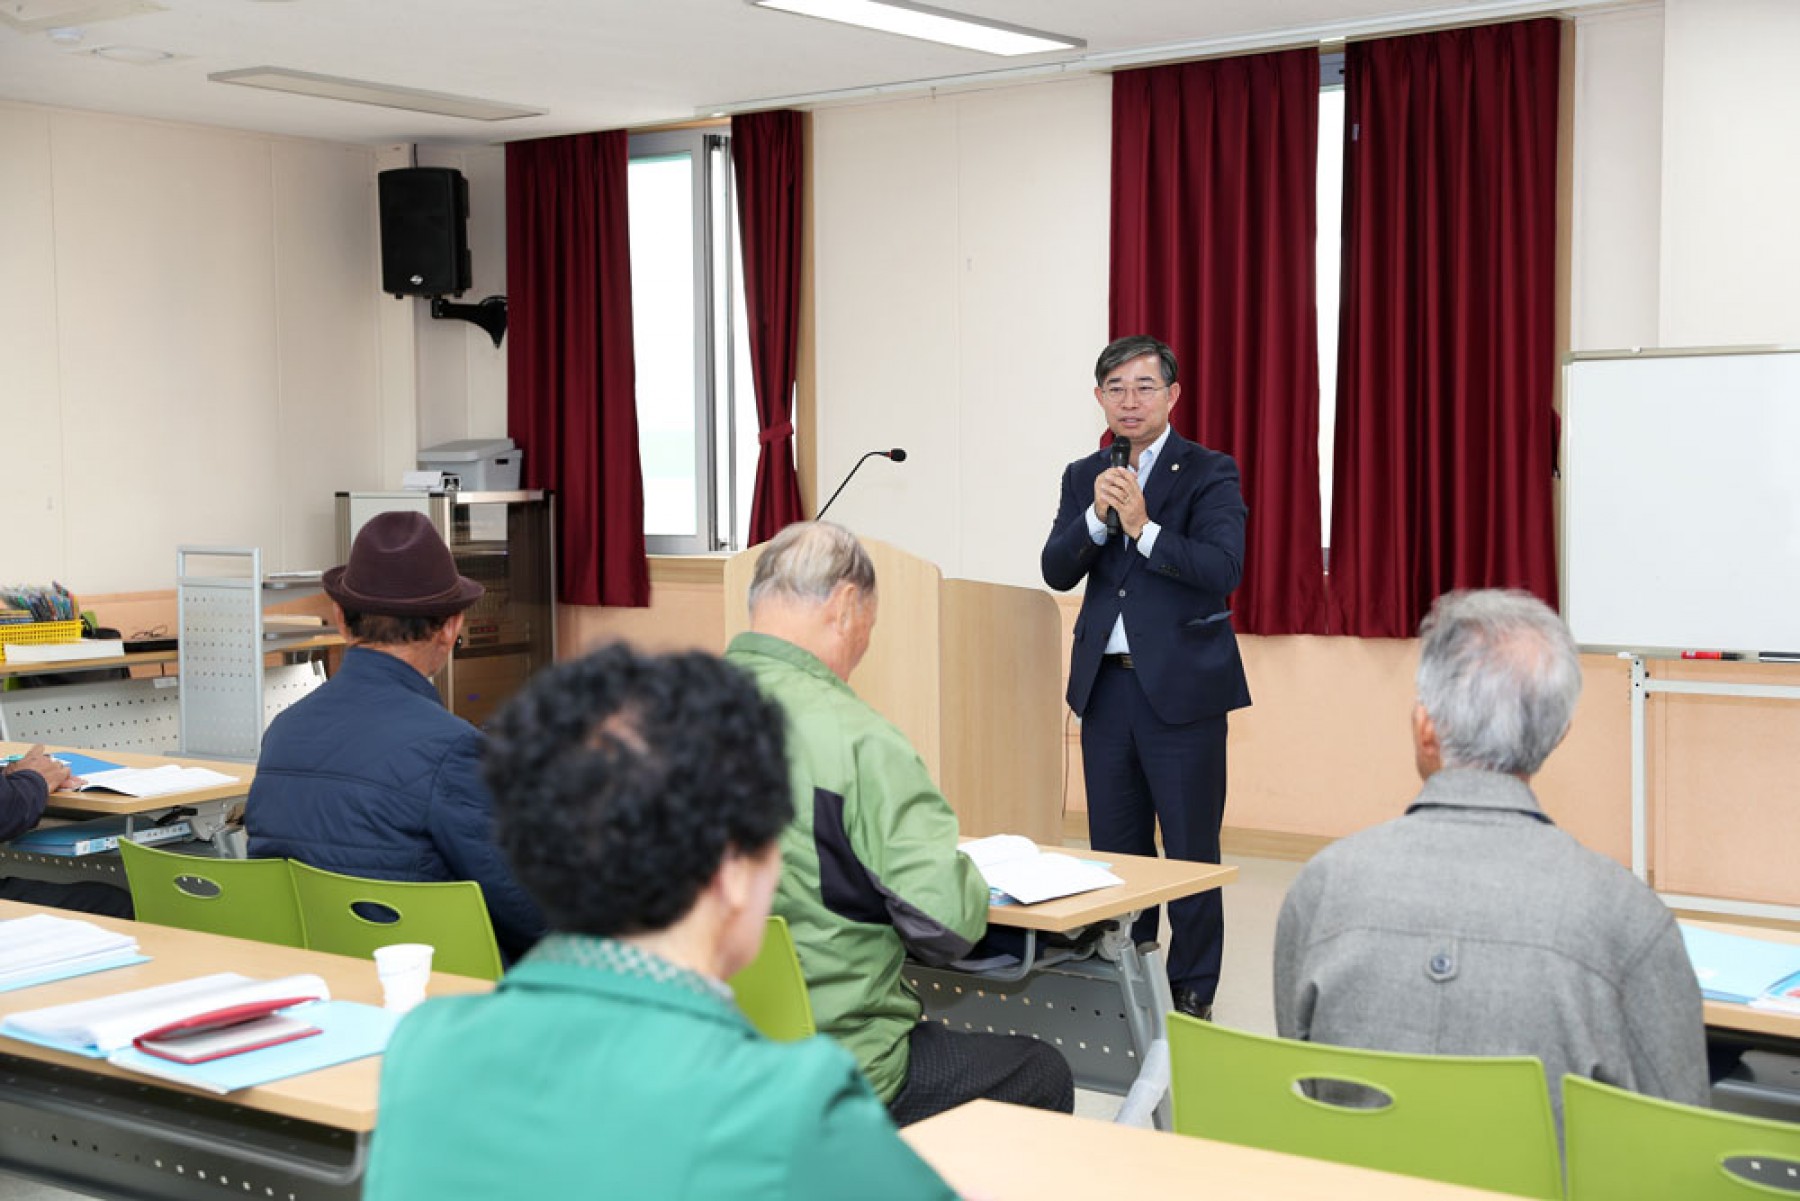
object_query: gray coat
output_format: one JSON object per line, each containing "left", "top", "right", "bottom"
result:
{"left": 1274, "top": 768, "right": 1709, "bottom": 1128}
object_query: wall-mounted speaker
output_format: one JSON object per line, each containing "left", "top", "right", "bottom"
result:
{"left": 378, "top": 167, "right": 472, "bottom": 299}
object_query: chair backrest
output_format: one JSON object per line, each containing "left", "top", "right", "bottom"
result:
{"left": 1565, "top": 1074, "right": 1800, "bottom": 1199}
{"left": 728, "top": 915, "right": 815, "bottom": 1041}
{"left": 1168, "top": 1015, "right": 1563, "bottom": 1200}
{"left": 117, "top": 840, "right": 306, "bottom": 947}
{"left": 288, "top": 860, "right": 503, "bottom": 981}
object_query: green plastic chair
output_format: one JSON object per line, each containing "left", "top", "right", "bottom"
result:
{"left": 288, "top": 860, "right": 503, "bottom": 981}
{"left": 1565, "top": 1075, "right": 1800, "bottom": 1198}
{"left": 728, "top": 915, "right": 816, "bottom": 1041}
{"left": 117, "top": 839, "right": 306, "bottom": 947}
{"left": 1168, "top": 1015, "right": 1563, "bottom": 1199}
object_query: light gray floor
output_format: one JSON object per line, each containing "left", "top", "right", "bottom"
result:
{"left": 0, "top": 854, "right": 1305, "bottom": 1198}
{"left": 1072, "top": 852, "right": 1300, "bottom": 1120}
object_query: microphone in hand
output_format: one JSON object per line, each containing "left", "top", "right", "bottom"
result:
{"left": 1105, "top": 438, "right": 1129, "bottom": 537}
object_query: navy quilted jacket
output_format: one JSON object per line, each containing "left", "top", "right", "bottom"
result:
{"left": 245, "top": 646, "right": 545, "bottom": 960}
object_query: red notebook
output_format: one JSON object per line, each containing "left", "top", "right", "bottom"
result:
{"left": 131, "top": 997, "right": 322, "bottom": 1065}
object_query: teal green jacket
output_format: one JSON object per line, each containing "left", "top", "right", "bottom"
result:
{"left": 725, "top": 633, "right": 989, "bottom": 1102}
{"left": 364, "top": 935, "right": 953, "bottom": 1200}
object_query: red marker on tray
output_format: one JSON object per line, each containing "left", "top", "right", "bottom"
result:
{"left": 1680, "top": 651, "right": 1743, "bottom": 661}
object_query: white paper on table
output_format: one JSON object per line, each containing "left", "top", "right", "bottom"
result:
{"left": 76, "top": 765, "right": 237, "bottom": 798}
{"left": 960, "top": 835, "right": 1122, "bottom": 905}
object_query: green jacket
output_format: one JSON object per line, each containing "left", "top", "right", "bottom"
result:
{"left": 725, "top": 632, "right": 989, "bottom": 1102}
{"left": 364, "top": 935, "right": 952, "bottom": 1200}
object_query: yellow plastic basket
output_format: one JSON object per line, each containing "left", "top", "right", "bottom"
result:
{"left": 0, "top": 620, "right": 83, "bottom": 647}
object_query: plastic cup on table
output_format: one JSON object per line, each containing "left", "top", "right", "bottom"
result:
{"left": 373, "top": 943, "right": 435, "bottom": 1014}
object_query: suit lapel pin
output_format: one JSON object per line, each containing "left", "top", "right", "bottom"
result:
{"left": 1170, "top": 463, "right": 1180, "bottom": 472}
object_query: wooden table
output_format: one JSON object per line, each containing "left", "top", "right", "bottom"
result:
{"left": 0, "top": 900, "right": 492, "bottom": 1199}
{"left": 905, "top": 847, "right": 1236, "bottom": 1127}
{"left": 2, "top": 740, "right": 257, "bottom": 888}
{"left": 0, "top": 634, "right": 343, "bottom": 680}
{"left": 903, "top": 1100, "right": 1517, "bottom": 1200}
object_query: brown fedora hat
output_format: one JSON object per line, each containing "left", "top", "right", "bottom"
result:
{"left": 322, "top": 511, "right": 484, "bottom": 618}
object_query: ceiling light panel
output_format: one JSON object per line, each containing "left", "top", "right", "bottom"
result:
{"left": 208, "top": 68, "right": 544, "bottom": 121}
{"left": 0, "top": 0, "right": 161, "bottom": 33}
{"left": 749, "top": 0, "right": 1082, "bottom": 57}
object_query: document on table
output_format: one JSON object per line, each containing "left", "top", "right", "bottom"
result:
{"left": 2, "top": 972, "right": 330, "bottom": 1054}
{"left": 1680, "top": 925, "right": 1800, "bottom": 1005}
{"left": 74, "top": 765, "right": 237, "bottom": 799}
{"left": 0, "top": 914, "right": 145, "bottom": 993}
{"left": 960, "top": 834, "right": 1123, "bottom": 905}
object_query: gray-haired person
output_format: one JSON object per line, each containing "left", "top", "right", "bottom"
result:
{"left": 1273, "top": 589, "right": 1708, "bottom": 1129}
{"left": 726, "top": 521, "right": 1074, "bottom": 1126}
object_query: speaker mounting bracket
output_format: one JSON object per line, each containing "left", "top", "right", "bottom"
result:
{"left": 430, "top": 294, "right": 507, "bottom": 348}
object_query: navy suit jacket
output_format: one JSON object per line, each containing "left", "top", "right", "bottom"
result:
{"left": 1041, "top": 429, "right": 1252, "bottom": 725}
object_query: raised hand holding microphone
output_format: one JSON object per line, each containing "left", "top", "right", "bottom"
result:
{"left": 1101, "top": 437, "right": 1130, "bottom": 537}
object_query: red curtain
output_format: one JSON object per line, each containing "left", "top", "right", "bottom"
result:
{"left": 1111, "top": 50, "right": 1328, "bottom": 635}
{"left": 506, "top": 131, "right": 649, "bottom": 607}
{"left": 732, "top": 111, "right": 807, "bottom": 542}
{"left": 1329, "top": 19, "right": 1562, "bottom": 637}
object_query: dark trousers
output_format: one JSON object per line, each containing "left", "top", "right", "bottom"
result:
{"left": 1080, "top": 659, "right": 1227, "bottom": 1002}
{"left": 0, "top": 875, "right": 134, "bottom": 918}
{"left": 887, "top": 1022, "right": 1074, "bottom": 1127}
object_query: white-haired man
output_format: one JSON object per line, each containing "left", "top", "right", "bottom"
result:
{"left": 1274, "top": 589, "right": 1708, "bottom": 1127}
{"left": 726, "top": 521, "right": 1073, "bottom": 1127}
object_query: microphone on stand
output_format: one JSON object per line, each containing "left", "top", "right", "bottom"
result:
{"left": 817, "top": 448, "right": 907, "bottom": 520}
{"left": 1105, "top": 437, "right": 1130, "bottom": 538}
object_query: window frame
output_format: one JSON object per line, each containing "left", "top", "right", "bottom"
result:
{"left": 627, "top": 127, "right": 741, "bottom": 555}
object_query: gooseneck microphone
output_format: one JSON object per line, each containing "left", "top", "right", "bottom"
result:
{"left": 817, "top": 448, "right": 907, "bottom": 520}
{"left": 1105, "top": 438, "right": 1130, "bottom": 538}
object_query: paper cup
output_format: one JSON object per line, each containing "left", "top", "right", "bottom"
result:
{"left": 374, "top": 942, "right": 435, "bottom": 1014}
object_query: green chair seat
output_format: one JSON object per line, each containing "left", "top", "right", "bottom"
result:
{"left": 1168, "top": 1015, "right": 1563, "bottom": 1199}
{"left": 117, "top": 839, "right": 305, "bottom": 947}
{"left": 728, "top": 915, "right": 815, "bottom": 1042}
{"left": 1565, "top": 1074, "right": 1800, "bottom": 1199}
{"left": 288, "top": 860, "right": 503, "bottom": 981}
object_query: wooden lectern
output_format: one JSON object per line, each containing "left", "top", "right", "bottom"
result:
{"left": 724, "top": 538, "right": 1063, "bottom": 842}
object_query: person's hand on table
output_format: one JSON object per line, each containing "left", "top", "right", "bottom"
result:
{"left": 4, "top": 744, "right": 78, "bottom": 791}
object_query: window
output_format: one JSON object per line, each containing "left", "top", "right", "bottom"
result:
{"left": 627, "top": 129, "right": 757, "bottom": 554}
{"left": 1318, "top": 52, "right": 1345, "bottom": 562}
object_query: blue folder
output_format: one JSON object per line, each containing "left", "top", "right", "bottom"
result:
{"left": 105, "top": 1001, "right": 400, "bottom": 1094}
{"left": 5, "top": 999, "right": 398, "bottom": 1094}
{"left": 47, "top": 753, "right": 125, "bottom": 779}
{"left": 1681, "top": 925, "right": 1800, "bottom": 1004}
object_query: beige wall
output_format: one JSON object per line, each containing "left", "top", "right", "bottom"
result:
{"left": 0, "top": 102, "right": 401, "bottom": 593}
{"left": 415, "top": 144, "right": 511, "bottom": 449}
{"left": 810, "top": 77, "right": 1112, "bottom": 588}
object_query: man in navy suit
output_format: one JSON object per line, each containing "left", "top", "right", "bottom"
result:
{"left": 1041, "top": 335, "right": 1251, "bottom": 1019}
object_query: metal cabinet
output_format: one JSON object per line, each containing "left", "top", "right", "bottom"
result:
{"left": 336, "top": 491, "right": 556, "bottom": 727}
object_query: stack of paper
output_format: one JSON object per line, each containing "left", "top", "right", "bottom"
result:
{"left": 0, "top": 914, "right": 144, "bottom": 992}
{"left": 1, "top": 640, "right": 124, "bottom": 664}
{"left": 961, "top": 834, "right": 1123, "bottom": 905}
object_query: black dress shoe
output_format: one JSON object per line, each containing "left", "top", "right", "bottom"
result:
{"left": 1171, "top": 986, "right": 1213, "bottom": 1021}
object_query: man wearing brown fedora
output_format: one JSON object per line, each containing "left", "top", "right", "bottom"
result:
{"left": 245, "top": 511, "right": 545, "bottom": 960}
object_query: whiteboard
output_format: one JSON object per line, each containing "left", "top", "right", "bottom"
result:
{"left": 1563, "top": 349, "right": 1800, "bottom": 653}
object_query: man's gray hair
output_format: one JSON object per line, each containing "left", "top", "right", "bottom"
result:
{"left": 1415, "top": 589, "right": 1582, "bottom": 777}
{"left": 746, "top": 521, "right": 877, "bottom": 612}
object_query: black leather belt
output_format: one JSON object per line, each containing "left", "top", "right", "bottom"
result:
{"left": 1103, "top": 653, "right": 1135, "bottom": 669}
